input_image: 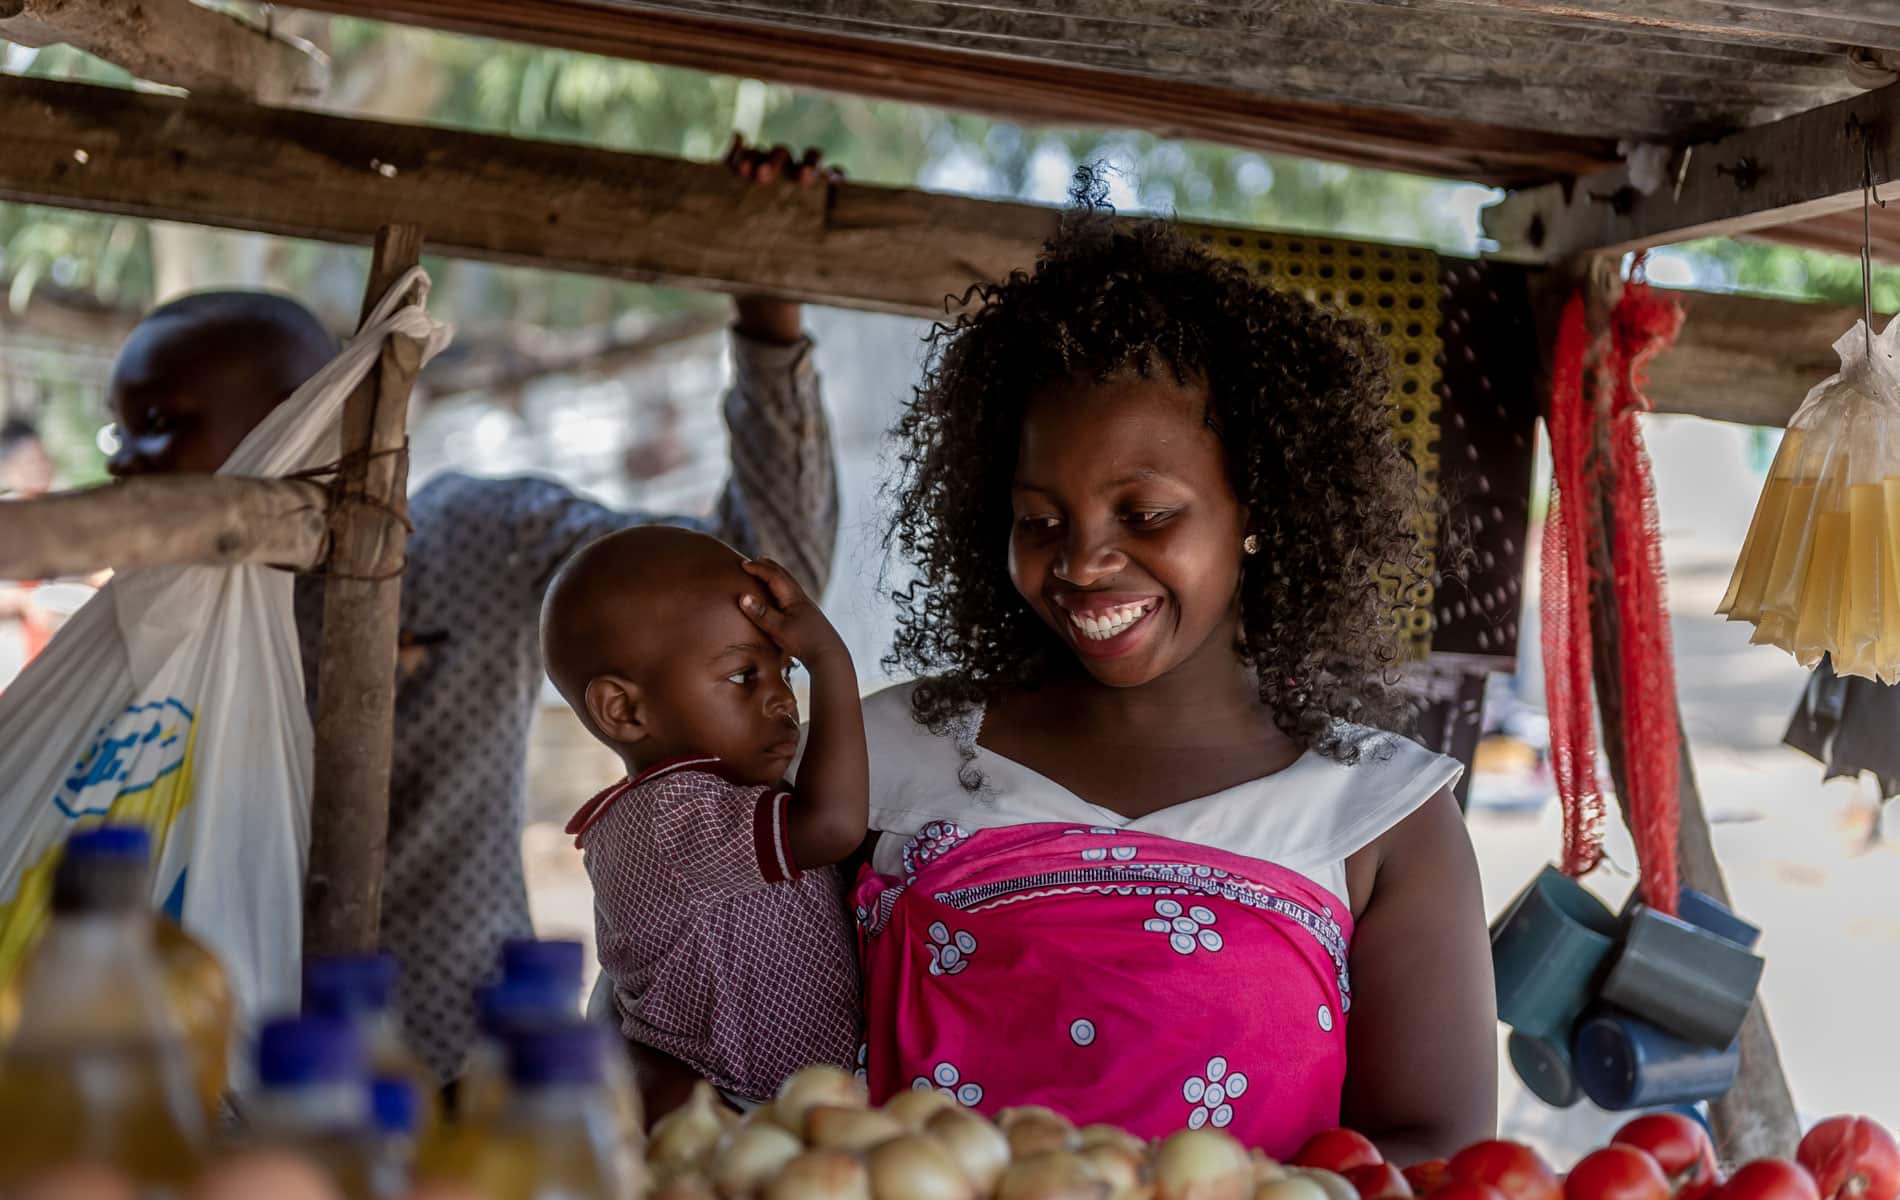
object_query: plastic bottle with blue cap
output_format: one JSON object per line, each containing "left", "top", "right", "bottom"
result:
{"left": 0, "top": 825, "right": 207, "bottom": 1189}
{"left": 303, "top": 952, "right": 442, "bottom": 1141}
{"left": 456, "top": 937, "right": 586, "bottom": 1125}
{"left": 438, "top": 1021, "right": 631, "bottom": 1200}
{"left": 247, "top": 1014, "right": 377, "bottom": 1197}
{"left": 370, "top": 1073, "right": 420, "bottom": 1198}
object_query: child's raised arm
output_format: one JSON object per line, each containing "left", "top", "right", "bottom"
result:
{"left": 739, "top": 558, "right": 869, "bottom": 869}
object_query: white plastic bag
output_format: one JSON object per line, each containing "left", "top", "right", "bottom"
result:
{"left": 0, "top": 270, "right": 452, "bottom": 1030}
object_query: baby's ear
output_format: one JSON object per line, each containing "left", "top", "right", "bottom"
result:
{"left": 585, "top": 675, "right": 647, "bottom": 744}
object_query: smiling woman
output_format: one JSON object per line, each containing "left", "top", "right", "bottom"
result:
{"left": 853, "top": 170, "right": 1498, "bottom": 1163}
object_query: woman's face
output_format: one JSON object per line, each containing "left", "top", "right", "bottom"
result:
{"left": 1008, "top": 373, "right": 1250, "bottom": 690}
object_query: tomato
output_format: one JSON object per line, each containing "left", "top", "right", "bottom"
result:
{"left": 1407, "top": 1162, "right": 1455, "bottom": 1195}
{"left": 1615, "top": 1114, "right": 1721, "bottom": 1193}
{"left": 1566, "top": 1146, "right": 1672, "bottom": 1200}
{"left": 1430, "top": 1184, "right": 1513, "bottom": 1200}
{"left": 1798, "top": 1117, "right": 1900, "bottom": 1200}
{"left": 1449, "top": 1141, "right": 1561, "bottom": 1200}
{"left": 1715, "top": 1161, "right": 1822, "bottom": 1200}
{"left": 1349, "top": 1163, "right": 1416, "bottom": 1200}
{"left": 1295, "top": 1129, "right": 1384, "bottom": 1174}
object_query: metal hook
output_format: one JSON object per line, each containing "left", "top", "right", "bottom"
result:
{"left": 1852, "top": 115, "right": 1888, "bottom": 357}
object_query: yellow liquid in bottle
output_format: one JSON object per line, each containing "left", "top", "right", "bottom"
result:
{"left": 460, "top": 1126, "right": 621, "bottom": 1200}
{"left": 154, "top": 917, "right": 234, "bottom": 1127}
{"left": 0, "top": 1039, "right": 206, "bottom": 1188}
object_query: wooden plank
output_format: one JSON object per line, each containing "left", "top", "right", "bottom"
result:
{"left": 0, "top": 0, "right": 328, "bottom": 102}
{"left": 0, "top": 74, "right": 1066, "bottom": 317}
{"left": 1484, "top": 84, "right": 1900, "bottom": 262}
{"left": 0, "top": 476, "right": 327, "bottom": 579}
{"left": 290, "top": 0, "right": 1617, "bottom": 185}
{"left": 1646, "top": 291, "right": 1854, "bottom": 427}
{"left": 1748, "top": 204, "right": 1900, "bottom": 263}
{"left": 919, "top": 0, "right": 1859, "bottom": 67}
{"left": 1405, "top": 0, "right": 1900, "bottom": 50}
{"left": 303, "top": 225, "right": 425, "bottom": 958}
{"left": 623, "top": 0, "right": 1841, "bottom": 137}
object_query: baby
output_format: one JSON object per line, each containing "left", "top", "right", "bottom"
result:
{"left": 541, "top": 526, "right": 866, "bottom": 1106}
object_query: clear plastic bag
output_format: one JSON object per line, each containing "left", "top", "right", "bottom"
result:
{"left": 1720, "top": 316, "right": 1900, "bottom": 680}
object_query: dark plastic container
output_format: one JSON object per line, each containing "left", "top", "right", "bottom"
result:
{"left": 1572, "top": 1009, "right": 1741, "bottom": 1110}
{"left": 1491, "top": 865, "right": 1622, "bottom": 1041}
{"left": 1508, "top": 1030, "right": 1584, "bottom": 1109}
{"left": 1617, "top": 885, "right": 1761, "bottom": 950}
{"left": 1599, "top": 904, "right": 1764, "bottom": 1049}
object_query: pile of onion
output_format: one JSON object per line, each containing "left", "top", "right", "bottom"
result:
{"left": 645, "top": 1068, "right": 1349, "bottom": 1200}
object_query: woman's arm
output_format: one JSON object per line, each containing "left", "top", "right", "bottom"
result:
{"left": 1340, "top": 788, "right": 1498, "bottom": 1164}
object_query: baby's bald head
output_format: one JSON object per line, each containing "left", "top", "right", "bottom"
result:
{"left": 541, "top": 527, "right": 801, "bottom": 781}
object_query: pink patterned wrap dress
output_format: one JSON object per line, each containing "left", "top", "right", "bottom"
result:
{"left": 850, "top": 682, "right": 1461, "bottom": 1156}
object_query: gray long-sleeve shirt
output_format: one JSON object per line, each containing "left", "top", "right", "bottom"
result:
{"left": 294, "top": 329, "right": 838, "bottom": 1079}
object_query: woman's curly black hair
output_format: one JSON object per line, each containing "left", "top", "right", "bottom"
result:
{"left": 885, "top": 169, "right": 1431, "bottom": 763}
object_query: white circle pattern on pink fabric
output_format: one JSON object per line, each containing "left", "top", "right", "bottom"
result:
{"left": 1182, "top": 1056, "right": 1242, "bottom": 1130}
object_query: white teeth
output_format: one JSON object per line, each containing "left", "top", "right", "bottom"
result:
{"left": 1067, "top": 600, "right": 1156, "bottom": 641}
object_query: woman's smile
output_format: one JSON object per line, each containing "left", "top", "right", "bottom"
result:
{"left": 1052, "top": 592, "right": 1164, "bottom": 657}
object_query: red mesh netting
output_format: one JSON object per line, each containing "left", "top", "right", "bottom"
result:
{"left": 1542, "top": 294, "right": 1605, "bottom": 878}
{"left": 1540, "top": 273, "right": 1684, "bottom": 913}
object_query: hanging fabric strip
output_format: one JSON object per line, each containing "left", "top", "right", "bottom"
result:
{"left": 1607, "top": 274, "right": 1684, "bottom": 914}
{"left": 1542, "top": 293, "right": 1605, "bottom": 878}
{"left": 1540, "top": 266, "right": 1683, "bottom": 912}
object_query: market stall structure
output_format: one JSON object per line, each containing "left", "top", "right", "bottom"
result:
{"left": 3, "top": 0, "right": 1897, "bottom": 1166}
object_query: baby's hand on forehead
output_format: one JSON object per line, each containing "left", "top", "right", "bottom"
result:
{"left": 739, "top": 558, "right": 847, "bottom": 669}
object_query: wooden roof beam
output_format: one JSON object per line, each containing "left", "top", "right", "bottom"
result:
{"left": 0, "top": 74, "right": 1842, "bottom": 429}
{"left": 0, "top": 73, "right": 1059, "bottom": 318}
{"left": 1483, "top": 83, "right": 1900, "bottom": 262}
{"left": 0, "top": 0, "right": 328, "bottom": 103}
{"left": 288, "top": 0, "right": 1616, "bottom": 187}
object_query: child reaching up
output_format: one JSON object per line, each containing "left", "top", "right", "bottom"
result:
{"left": 542, "top": 526, "right": 865, "bottom": 1109}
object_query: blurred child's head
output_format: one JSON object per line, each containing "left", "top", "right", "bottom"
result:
{"left": 887, "top": 170, "right": 1426, "bottom": 759}
{"left": 542, "top": 527, "right": 802, "bottom": 784}
{"left": 0, "top": 417, "right": 52, "bottom": 498}
{"left": 105, "top": 291, "right": 335, "bottom": 478}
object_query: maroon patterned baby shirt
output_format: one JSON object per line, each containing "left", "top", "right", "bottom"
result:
{"left": 568, "top": 757, "right": 862, "bottom": 1101}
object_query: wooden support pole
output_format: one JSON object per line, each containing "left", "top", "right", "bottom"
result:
{"left": 1540, "top": 258, "right": 1802, "bottom": 1163}
{"left": 0, "top": 476, "right": 326, "bottom": 579}
{"left": 0, "top": 0, "right": 327, "bottom": 103}
{"left": 1485, "top": 83, "right": 1900, "bottom": 263}
{"left": 302, "top": 224, "right": 425, "bottom": 958}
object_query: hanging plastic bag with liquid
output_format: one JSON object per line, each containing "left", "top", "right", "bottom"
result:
{"left": 1720, "top": 315, "right": 1900, "bottom": 680}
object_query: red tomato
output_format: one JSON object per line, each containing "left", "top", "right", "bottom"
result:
{"left": 1715, "top": 1161, "right": 1822, "bottom": 1200}
{"left": 1296, "top": 1129, "right": 1384, "bottom": 1174}
{"left": 1615, "top": 1114, "right": 1720, "bottom": 1193}
{"left": 1450, "top": 1141, "right": 1561, "bottom": 1200}
{"left": 1566, "top": 1146, "right": 1672, "bottom": 1200}
{"left": 1407, "top": 1162, "right": 1455, "bottom": 1195}
{"left": 1349, "top": 1164, "right": 1416, "bottom": 1200}
{"left": 1430, "top": 1184, "right": 1513, "bottom": 1200}
{"left": 1798, "top": 1117, "right": 1900, "bottom": 1200}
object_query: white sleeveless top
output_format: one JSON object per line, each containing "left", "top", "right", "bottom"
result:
{"left": 859, "top": 681, "right": 1463, "bottom": 906}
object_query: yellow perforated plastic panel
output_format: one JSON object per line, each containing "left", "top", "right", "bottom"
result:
{"left": 1185, "top": 225, "right": 1443, "bottom": 656}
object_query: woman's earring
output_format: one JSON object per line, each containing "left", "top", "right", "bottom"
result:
{"left": 1242, "top": 534, "right": 1261, "bottom": 556}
